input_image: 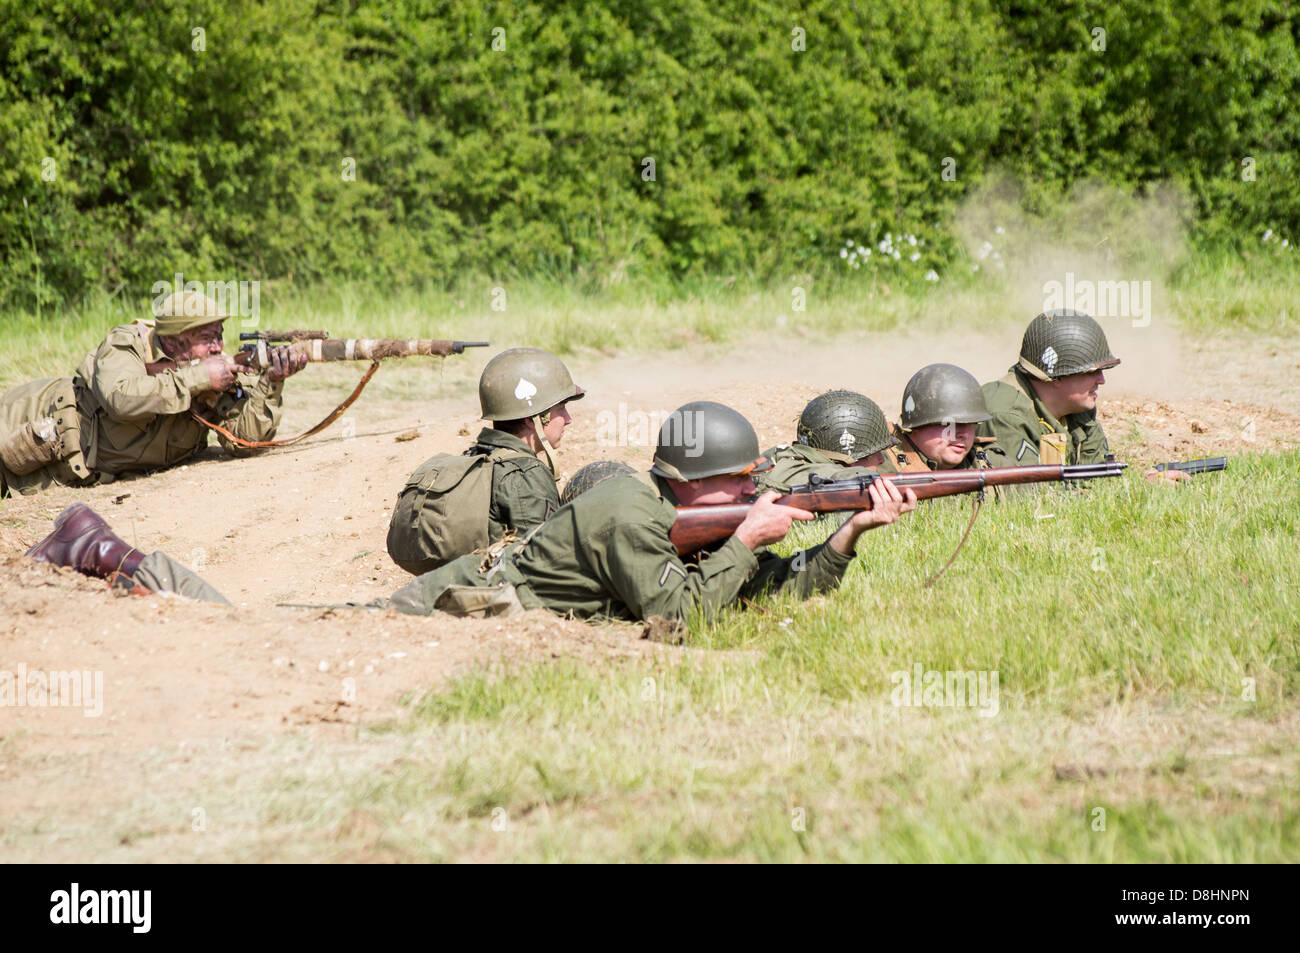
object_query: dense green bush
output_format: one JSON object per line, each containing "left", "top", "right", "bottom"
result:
{"left": 1, "top": 0, "right": 1297, "bottom": 311}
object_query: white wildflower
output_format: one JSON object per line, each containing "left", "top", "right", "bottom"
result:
{"left": 909, "top": 252, "right": 920, "bottom": 262}
{"left": 977, "top": 241, "right": 993, "bottom": 260}
{"left": 908, "top": 235, "right": 917, "bottom": 246}
{"left": 994, "top": 226, "right": 1005, "bottom": 235}
{"left": 924, "top": 269, "right": 939, "bottom": 281}
{"left": 1262, "top": 229, "right": 1274, "bottom": 241}
{"left": 840, "top": 248, "right": 848, "bottom": 259}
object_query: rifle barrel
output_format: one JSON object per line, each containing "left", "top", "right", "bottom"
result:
{"left": 669, "top": 462, "right": 1128, "bottom": 555}
{"left": 1155, "top": 457, "right": 1227, "bottom": 475}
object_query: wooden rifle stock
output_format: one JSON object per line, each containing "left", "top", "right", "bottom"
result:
{"left": 667, "top": 462, "right": 1127, "bottom": 556}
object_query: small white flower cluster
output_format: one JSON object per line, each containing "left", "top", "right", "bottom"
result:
{"left": 972, "top": 229, "right": 1006, "bottom": 272}
{"left": 839, "top": 232, "right": 928, "bottom": 274}
{"left": 1262, "top": 228, "right": 1291, "bottom": 250}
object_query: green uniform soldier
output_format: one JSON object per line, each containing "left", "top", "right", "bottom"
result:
{"left": 385, "top": 348, "right": 584, "bottom": 575}
{"left": 977, "top": 310, "right": 1117, "bottom": 468}
{"left": 0, "top": 291, "right": 306, "bottom": 496}
{"left": 381, "top": 400, "right": 917, "bottom": 623}
{"left": 978, "top": 310, "right": 1184, "bottom": 484}
{"left": 757, "top": 390, "right": 894, "bottom": 492}
{"left": 882, "top": 363, "right": 993, "bottom": 473}
{"left": 25, "top": 503, "right": 230, "bottom": 604}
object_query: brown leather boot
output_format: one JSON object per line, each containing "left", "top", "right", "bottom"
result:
{"left": 25, "top": 502, "right": 146, "bottom": 581}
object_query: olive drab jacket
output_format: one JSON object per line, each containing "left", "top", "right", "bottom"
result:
{"left": 756, "top": 443, "right": 877, "bottom": 493}
{"left": 878, "top": 424, "right": 991, "bottom": 474}
{"left": 0, "top": 320, "right": 284, "bottom": 495}
{"left": 466, "top": 428, "right": 560, "bottom": 541}
{"left": 977, "top": 368, "right": 1110, "bottom": 467}
{"left": 383, "top": 471, "right": 856, "bottom": 622}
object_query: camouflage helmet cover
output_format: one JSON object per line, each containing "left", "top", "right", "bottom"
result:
{"left": 1017, "top": 309, "right": 1121, "bottom": 380}
{"left": 651, "top": 400, "right": 772, "bottom": 481}
{"left": 479, "top": 347, "right": 584, "bottom": 420}
{"left": 797, "top": 389, "right": 895, "bottom": 460}
{"left": 898, "top": 364, "right": 991, "bottom": 429}
{"left": 559, "top": 460, "right": 637, "bottom": 506}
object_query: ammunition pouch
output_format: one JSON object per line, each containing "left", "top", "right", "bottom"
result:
{"left": 432, "top": 583, "right": 527, "bottom": 618}
{"left": 0, "top": 417, "right": 63, "bottom": 475}
{"left": 1038, "top": 432, "right": 1069, "bottom": 466}
{"left": 0, "top": 378, "right": 94, "bottom": 486}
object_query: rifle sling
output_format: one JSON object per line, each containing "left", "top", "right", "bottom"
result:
{"left": 190, "top": 360, "right": 381, "bottom": 450}
{"left": 923, "top": 492, "right": 983, "bottom": 589}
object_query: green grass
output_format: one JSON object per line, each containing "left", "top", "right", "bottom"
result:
{"left": 214, "top": 451, "right": 1297, "bottom": 863}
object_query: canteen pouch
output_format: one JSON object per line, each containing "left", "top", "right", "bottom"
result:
{"left": 1038, "top": 432, "right": 1069, "bottom": 466}
{"left": 0, "top": 417, "right": 63, "bottom": 475}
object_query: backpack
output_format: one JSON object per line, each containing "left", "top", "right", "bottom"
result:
{"left": 386, "top": 448, "right": 524, "bottom": 575}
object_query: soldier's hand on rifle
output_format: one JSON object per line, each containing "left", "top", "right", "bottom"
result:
{"left": 201, "top": 355, "right": 238, "bottom": 393}
{"left": 830, "top": 477, "right": 918, "bottom": 554}
{"left": 1143, "top": 467, "right": 1191, "bottom": 485}
{"left": 265, "top": 346, "right": 309, "bottom": 382}
{"left": 734, "top": 491, "right": 815, "bottom": 551}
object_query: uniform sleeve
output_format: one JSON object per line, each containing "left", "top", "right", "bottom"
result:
{"left": 207, "top": 375, "right": 285, "bottom": 456}
{"left": 741, "top": 540, "right": 855, "bottom": 600}
{"left": 592, "top": 522, "right": 762, "bottom": 623}
{"left": 977, "top": 406, "right": 1041, "bottom": 467}
{"left": 493, "top": 460, "right": 560, "bottom": 535}
{"left": 89, "top": 332, "right": 210, "bottom": 421}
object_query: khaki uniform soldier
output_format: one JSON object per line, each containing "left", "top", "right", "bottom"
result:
{"left": 386, "top": 348, "right": 583, "bottom": 575}
{"left": 881, "top": 364, "right": 993, "bottom": 473}
{"left": 25, "top": 503, "right": 230, "bottom": 604}
{"left": 0, "top": 291, "right": 306, "bottom": 496}
{"left": 757, "top": 390, "right": 894, "bottom": 492}
{"left": 381, "top": 401, "right": 916, "bottom": 623}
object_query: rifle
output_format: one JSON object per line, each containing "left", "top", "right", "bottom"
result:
{"left": 143, "top": 330, "right": 489, "bottom": 450}
{"left": 668, "top": 461, "right": 1127, "bottom": 556}
{"left": 1153, "top": 457, "right": 1227, "bottom": 476}
{"left": 144, "top": 330, "right": 488, "bottom": 376}
{"left": 235, "top": 330, "right": 489, "bottom": 368}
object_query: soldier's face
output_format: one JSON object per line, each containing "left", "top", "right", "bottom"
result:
{"left": 1050, "top": 370, "right": 1106, "bottom": 413}
{"left": 676, "top": 473, "right": 756, "bottom": 505}
{"left": 543, "top": 401, "right": 572, "bottom": 447}
{"left": 852, "top": 450, "right": 885, "bottom": 468}
{"left": 167, "top": 321, "right": 225, "bottom": 362}
{"left": 909, "top": 423, "right": 975, "bottom": 467}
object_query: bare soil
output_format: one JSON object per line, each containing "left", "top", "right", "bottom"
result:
{"left": 2, "top": 329, "right": 1297, "bottom": 857}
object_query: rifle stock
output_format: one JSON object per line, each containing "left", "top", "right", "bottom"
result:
{"left": 668, "top": 462, "right": 1127, "bottom": 556}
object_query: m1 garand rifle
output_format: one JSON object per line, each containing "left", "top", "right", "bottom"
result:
{"left": 668, "top": 460, "right": 1128, "bottom": 558}
{"left": 1153, "top": 457, "right": 1227, "bottom": 476}
{"left": 147, "top": 329, "right": 489, "bottom": 449}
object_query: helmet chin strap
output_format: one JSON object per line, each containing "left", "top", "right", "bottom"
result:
{"left": 531, "top": 412, "right": 558, "bottom": 479}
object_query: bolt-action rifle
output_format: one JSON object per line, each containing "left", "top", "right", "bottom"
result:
{"left": 145, "top": 329, "right": 489, "bottom": 449}
{"left": 669, "top": 461, "right": 1128, "bottom": 556}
